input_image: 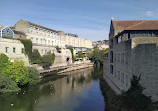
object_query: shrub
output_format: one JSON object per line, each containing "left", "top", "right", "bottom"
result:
{"left": 30, "top": 49, "right": 41, "bottom": 64}
{"left": 40, "top": 52, "right": 55, "bottom": 68}
{"left": 77, "top": 51, "right": 84, "bottom": 58}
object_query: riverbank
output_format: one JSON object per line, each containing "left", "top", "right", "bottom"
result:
{"left": 39, "top": 62, "right": 94, "bottom": 77}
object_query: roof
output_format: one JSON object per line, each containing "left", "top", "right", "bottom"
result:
{"left": 113, "top": 20, "right": 158, "bottom": 30}
{"left": 22, "top": 19, "right": 59, "bottom": 33}
{"left": 13, "top": 30, "right": 26, "bottom": 36}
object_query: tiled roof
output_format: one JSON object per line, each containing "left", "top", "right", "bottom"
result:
{"left": 113, "top": 20, "right": 158, "bottom": 30}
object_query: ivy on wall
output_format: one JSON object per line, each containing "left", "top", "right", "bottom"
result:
{"left": 66, "top": 47, "right": 75, "bottom": 62}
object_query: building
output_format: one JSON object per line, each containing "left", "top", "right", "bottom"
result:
{"left": 0, "top": 25, "right": 14, "bottom": 38}
{"left": 103, "top": 19, "right": 158, "bottom": 102}
{"left": 92, "top": 40, "right": 109, "bottom": 50}
{"left": 65, "top": 33, "right": 92, "bottom": 49}
{"left": 0, "top": 38, "right": 29, "bottom": 66}
{"left": 14, "top": 19, "right": 66, "bottom": 48}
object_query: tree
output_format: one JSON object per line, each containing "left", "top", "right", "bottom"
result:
{"left": 0, "top": 74, "right": 20, "bottom": 93}
{"left": 31, "top": 49, "right": 41, "bottom": 64}
{"left": 0, "top": 53, "right": 9, "bottom": 72}
{"left": 56, "top": 46, "right": 61, "bottom": 53}
{"left": 40, "top": 52, "right": 55, "bottom": 68}
{"left": 86, "top": 49, "right": 93, "bottom": 59}
{"left": 27, "top": 67, "right": 40, "bottom": 85}
{"left": 1, "top": 61, "right": 29, "bottom": 86}
{"left": 77, "top": 51, "right": 84, "bottom": 58}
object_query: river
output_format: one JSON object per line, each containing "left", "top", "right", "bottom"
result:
{"left": 0, "top": 67, "right": 105, "bottom": 111}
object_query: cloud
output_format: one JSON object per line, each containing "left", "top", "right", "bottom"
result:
{"left": 145, "top": 11, "right": 154, "bottom": 16}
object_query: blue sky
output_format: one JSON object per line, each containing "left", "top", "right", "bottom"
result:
{"left": 0, "top": 0, "right": 158, "bottom": 41}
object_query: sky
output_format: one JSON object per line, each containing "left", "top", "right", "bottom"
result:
{"left": 0, "top": 0, "right": 158, "bottom": 41}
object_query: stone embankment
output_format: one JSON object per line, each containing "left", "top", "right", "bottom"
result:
{"left": 58, "top": 63, "right": 93, "bottom": 75}
{"left": 39, "top": 62, "right": 93, "bottom": 77}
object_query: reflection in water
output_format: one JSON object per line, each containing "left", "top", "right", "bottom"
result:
{"left": 0, "top": 67, "right": 105, "bottom": 111}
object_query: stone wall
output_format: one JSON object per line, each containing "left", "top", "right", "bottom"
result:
{"left": 132, "top": 37, "right": 158, "bottom": 102}
{"left": 0, "top": 38, "right": 30, "bottom": 66}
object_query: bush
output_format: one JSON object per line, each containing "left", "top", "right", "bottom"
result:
{"left": 40, "top": 52, "right": 55, "bottom": 68}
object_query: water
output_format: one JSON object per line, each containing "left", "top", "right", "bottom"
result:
{"left": 0, "top": 68, "right": 105, "bottom": 111}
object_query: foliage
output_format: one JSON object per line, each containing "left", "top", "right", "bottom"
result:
{"left": 77, "top": 51, "right": 84, "bottom": 58}
{"left": 116, "top": 75, "right": 153, "bottom": 111}
{"left": 31, "top": 49, "right": 41, "bottom": 64}
{"left": 1, "top": 61, "right": 29, "bottom": 86}
{"left": 66, "top": 47, "right": 75, "bottom": 62}
{"left": 27, "top": 67, "right": 40, "bottom": 85}
{"left": 40, "top": 52, "right": 55, "bottom": 68}
{"left": 17, "top": 37, "right": 33, "bottom": 61}
{"left": 92, "top": 48, "right": 108, "bottom": 66}
{"left": 56, "top": 46, "right": 61, "bottom": 53}
{"left": 0, "top": 53, "right": 9, "bottom": 72}
{"left": 86, "top": 49, "right": 93, "bottom": 59}
{"left": 100, "top": 75, "right": 154, "bottom": 111}
{"left": 0, "top": 74, "right": 20, "bottom": 93}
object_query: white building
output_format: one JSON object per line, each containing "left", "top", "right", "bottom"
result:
{"left": 14, "top": 19, "right": 66, "bottom": 48}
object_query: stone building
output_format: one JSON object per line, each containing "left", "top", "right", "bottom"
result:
{"left": 92, "top": 40, "right": 109, "bottom": 50}
{"left": 65, "top": 33, "right": 92, "bottom": 49}
{"left": 14, "top": 19, "right": 66, "bottom": 48}
{"left": 103, "top": 19, "right": 158, "bottom": 102}
{"left": 0, "top": 38, "right": 29, "bottom": 66}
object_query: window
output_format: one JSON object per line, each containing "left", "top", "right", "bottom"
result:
{"left": 41, "top": 39, "right": 43, "bottom": 44}
{"left": 36, "top": 38, "right": 38, "bottom": 44}
{"left": 5, "top": 47, "right": 9, "bottom": 53}
{"left": 13, "top": 47, "right": 16, "bottom": 53}
{"left": 110, "top": 65, "right": 113, "bottom": 74}
{"left": 126, "top": 75, "right": 128, "bottom": 86}
{"left": 22, "top": 48, "right": 25, "bottom": 53}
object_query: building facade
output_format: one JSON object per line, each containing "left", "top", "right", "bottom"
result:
{"left": 65, "top": 33, "right": 92, "bottom": 49}
{"left": 92, "top": 40, "right": 109, "bottom": 50}
{"left": 0, "top": 38, "right": 29, "bottom": 66}
{"left": 103, "top": 19, "right": 158, "bottom": 102}
{"left": 14, "top": 19, "right": 66, "bottom": 48}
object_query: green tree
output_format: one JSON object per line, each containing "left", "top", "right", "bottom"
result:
{"left": 0, "top": 53, "right": 9, "bottom": 72}
{"left": 77, "top": 51, "right": 84, "bottom": 58}
{"left": 86, "top": 49, "right": 93, "bottom": 59}
{"left": 40, "top": 52, "right": 55, "bottom": 68}
{"left": 27, "top": 67, "right": 40, "bottom": 85}
{"left": 56, "top": 46, "right": 61, "bottom": 53}
{"left": 31, "top": 49, "right": 41, "bottom": 64}
{"left": 0, "top": 74, "right": 20, "bottom": 93}
{"left": 1, "top": 61, "right": 29, "bottom": 86}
